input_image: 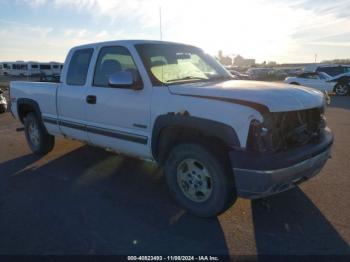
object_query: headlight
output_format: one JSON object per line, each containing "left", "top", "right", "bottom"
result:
{"left": 246, "top": 119, "right": 271, "bottom": 152}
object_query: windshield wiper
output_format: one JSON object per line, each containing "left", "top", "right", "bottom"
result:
{"left": 166, "top": 76, "right": 208, "bottom": 83}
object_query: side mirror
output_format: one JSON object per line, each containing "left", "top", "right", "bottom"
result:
{"left": 108, "top": 71, "right": 134, "bottom": 88}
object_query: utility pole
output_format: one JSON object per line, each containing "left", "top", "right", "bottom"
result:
{"left": 314, "top": 54, "right": 317, "bottom": 63}
{"left": 159, "top": 6, "right": 163, "bottom": 40}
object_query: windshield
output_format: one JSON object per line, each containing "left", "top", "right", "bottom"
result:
{"left": 135, "top": 43, "right": 232, "bottom": 85}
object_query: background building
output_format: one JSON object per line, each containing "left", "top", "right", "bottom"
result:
{"left": 233, "top": 55, "right": 255, "bottom": 67}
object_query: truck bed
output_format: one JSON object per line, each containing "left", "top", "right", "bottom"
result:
{"left": 10, "top": 81, "right": 59, "bottom": 121}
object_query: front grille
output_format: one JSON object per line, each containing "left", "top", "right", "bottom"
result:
{"left": 264, "top": 108, "right": 324, "bottom": 152}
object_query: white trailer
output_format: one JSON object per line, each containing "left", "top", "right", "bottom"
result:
{"left": 1, "top": 61, "right": 41, "bottom": 76}
{"left": 28, "top": 62, "right": 41, "bottom": 76}
{"left": 50, "top": 62, "right": 62, "bottom": 75}
{"left": 39, "top": 63, "right": 53, "bottom": 76}
{"left": 6, "top": 62, "right": 30, "bottom": 76}
{"left": 0, "top": 61, "right": 63, "bottom": 76}
{"left": 0, "top": 62, "right": 12, "bottom": 75}
{"left": 0, "top": 63, "right": 5, "bottom": 75}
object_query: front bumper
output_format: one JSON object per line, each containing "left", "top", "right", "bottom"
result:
{"left": 230, "top": 128, "right": 334, "bottom": 199}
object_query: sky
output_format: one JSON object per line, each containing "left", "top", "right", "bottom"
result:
{"left": 0, "top": 0, "right": 349, "bottom": 63}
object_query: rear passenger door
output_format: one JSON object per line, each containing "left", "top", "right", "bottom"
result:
{"left": 57, "top": 48, "right": 93, "bottom": 143}
{"left": 85, "top": 45, "right": 152, "bottom": 158}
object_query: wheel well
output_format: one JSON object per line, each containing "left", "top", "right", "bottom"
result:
{"left": 18, "top": 103, "right": 36, "bottom": 123}
{"left": 155, "top": 126, "right": 230, "bottom": 165}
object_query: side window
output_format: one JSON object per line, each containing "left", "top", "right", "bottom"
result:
{"left": 93, "top": 46, "right": 140, "bottom": 87}
{"left": 66, "top": 48, "right": 93, "bottom": 86}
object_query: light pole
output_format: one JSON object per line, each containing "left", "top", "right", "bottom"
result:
{"left": 159, "top": 6, "right": 163, "bottom": 40}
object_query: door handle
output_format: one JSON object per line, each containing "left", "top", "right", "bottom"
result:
{"left": 86, "top": 95, "right": 97, "bottom": 104}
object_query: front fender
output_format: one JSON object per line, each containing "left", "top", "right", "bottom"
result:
{"left": 151, "top": 114, "right": 241, "bottom": 159}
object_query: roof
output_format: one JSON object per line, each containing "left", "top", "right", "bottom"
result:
{"left": 72, "top": 39, "right": 193, "bottom": 50}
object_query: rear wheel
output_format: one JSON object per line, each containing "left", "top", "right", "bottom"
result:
{"left": 164, "top": 143, "right": 237, "bottom": 217}
{"left": 334, "top": 83, "right": 349, "bottom": 96}
{"left": 24, "top": 112, "right": 55, "bottom": 155}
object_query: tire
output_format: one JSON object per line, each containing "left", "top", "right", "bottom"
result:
{"left": 164, "top": 143, "right": 237, "bottom": 217}
{"left": 290, "top": 82, "right": 300, "bottom": 85}
{"left": 24, "top": 112, "right": 55, "bottom": 155}
{"left": 334, "top": 83, "right": 349, "bottom": 96}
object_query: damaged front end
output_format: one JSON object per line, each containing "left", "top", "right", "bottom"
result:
{"left": 247, "top": 107, "right": 326, "bottom": 153}
{"left": 233, "top": 106, "right": 333, "bottom": 199}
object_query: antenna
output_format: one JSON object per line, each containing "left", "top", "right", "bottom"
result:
{"left": 159, "top": 6, "right": 163, "bottom": 40}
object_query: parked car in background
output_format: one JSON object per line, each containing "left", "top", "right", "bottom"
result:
{"left": 226, "top": 68, "right": 251, "bottom": 80}
{"left": 285, "top": 68, "right": 303, "bottom": 76}
{"left": 246, "top": 68, "right": 272, "bottom": 80}
{"left": 39, "top": 74, "right": 60, "bottom": 83}
{"left": 284, "top": 72, "right": 349, "bottom": 95}
{"left": 328, "top": 73, "right": 350, "bottom": 96}
{"left": 268, "top": 69, "right": 288, "bottom": 80}
{"left": 0, "top": 89, "right": 7, "bottom": 113}
{"left": 304, "top": 64, "right": 350, "bottom": 77}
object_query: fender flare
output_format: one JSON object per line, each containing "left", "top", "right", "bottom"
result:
{"left": 151, "top": 114, "right": 241, "bottom": 159}
{"left": 16, "top": 98, "right": 42, "bottom": 123}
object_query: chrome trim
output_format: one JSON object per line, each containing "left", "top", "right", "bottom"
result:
{"left": 42, "top": 117, "right": 148, "bottom": 144}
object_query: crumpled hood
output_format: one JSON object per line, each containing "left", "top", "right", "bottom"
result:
{"left": 168, "top": 80, "right": 325, "bottom": 113}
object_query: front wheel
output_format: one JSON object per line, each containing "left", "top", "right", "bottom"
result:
{"left": 334, "top": 83, "right": 349, "bottom": 96}
{"left": 164, "top": 143, "right": 237, "bottom": 217}
{"left": 24, "top": 112, "right": 55, "bottom": 155}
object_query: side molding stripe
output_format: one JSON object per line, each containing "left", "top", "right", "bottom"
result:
{"left": 86, "top": 126, "right": 148, "bottom": 144}
{"left": 42, "top": 117, "right": 148, "bottom": 145}
{"left": 60, "top": 120, "right": 86, "bottom": 131}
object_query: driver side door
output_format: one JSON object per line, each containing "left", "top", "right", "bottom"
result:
{"left": 85, "top": 45, "right": 152, "bottom": 158}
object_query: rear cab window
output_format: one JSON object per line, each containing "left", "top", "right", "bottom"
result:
{"left": 66, "top": 48, "right": 94, "bottom": 86}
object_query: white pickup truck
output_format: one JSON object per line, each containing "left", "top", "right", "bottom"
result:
{"left": 10, "top": 40, "right": 333, "bottom": 217}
